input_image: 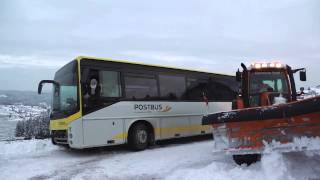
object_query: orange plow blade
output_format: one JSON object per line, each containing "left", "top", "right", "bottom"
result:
{"left": 202, "top": 96, "right": 320, "bottom": 154}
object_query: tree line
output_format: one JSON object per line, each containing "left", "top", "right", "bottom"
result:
{"left": 15, "top": 111, "right": 50, "bottom": 139}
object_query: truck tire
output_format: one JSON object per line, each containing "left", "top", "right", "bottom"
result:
{"left": 233, "top": 154, "right": 261, "bottom": 166}
{"left": 128, "top": 123, "right": 149, "bottom": 151}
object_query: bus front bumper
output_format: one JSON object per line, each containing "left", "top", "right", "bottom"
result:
{"left": 51, "top": 130, "right": 68, "bottom": 145}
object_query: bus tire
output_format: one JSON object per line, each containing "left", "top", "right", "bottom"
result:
{"left": 128, "top": 123, "right": 149, "bottom": 151}
{"left": 51, "top": 137, "right": 57, "bottom": 145}
{"left": 233, "top": 154, "right": 261, "bottom": 166}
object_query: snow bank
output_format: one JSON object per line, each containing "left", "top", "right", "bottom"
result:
{"left": 166, "top": 150, "right": 320, "bottom": 180}
{"left": 0, "top": 94, "right": 8, "bottom": 98}
{"left": 315, "top": 88, "right": 320, "bottom": 95}
{"left": 260, "top": 153, "right": 291, "bottom": 180}
{"left": 166, "top": 152, "right": 295, "bottom": 180}
{"left": 0, "top": 139, "right": 58, "bottom": 158}
{"left": 301, "top": 87, "right": 320, "bottom": 99}
{"left": 1, "top": 139, "right": 320, "bottom": 180}
{"left": 263, "top": 137, "right": 320, "bottom": 153}
{"left": 273, "top": 94, "right": 287, "bottom": 105}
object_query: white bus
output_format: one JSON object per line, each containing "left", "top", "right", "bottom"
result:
{"left": 38, "top": 56, "right": 238, "bottom": 150}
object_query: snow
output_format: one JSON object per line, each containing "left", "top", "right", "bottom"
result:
{"left": 219, "top": 112, "right": 237, "bottom": 120}
{"left": 273, "top": 94, "right": 287, "bottom": 105}
{"left": 0, "top": 139, "right": 58, "bottom": 158}
{"left": 263, "top": 137, "right": 320, "bottom": 153}
{"left": 301, "top": 87, "right": 320, "bottom": 99}
{"left": 0, "top": 104, "right": 49, "bottom": 121}
{"left": 1, "top": 87, "right": 320, "bottom": 179}
{"left": 0, "top": 94, "right": 8, "bottom": 98}
{"left": 1, "top": 139, "right": 320, "bottom": 180}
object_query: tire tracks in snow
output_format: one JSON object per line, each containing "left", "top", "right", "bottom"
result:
{"left": 28, "top": 153, "right": 119, "bottom": 180}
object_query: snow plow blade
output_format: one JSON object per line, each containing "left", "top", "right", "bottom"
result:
{"left": 202, "top": 96, "right": 320, "bottom": 125}
{"left": 202, "top": 96, "right": 320, "bottom": 154}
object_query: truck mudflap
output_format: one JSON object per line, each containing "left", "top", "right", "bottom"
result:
{"left": 202, "top": 96, "right": 320, "bottom": 154}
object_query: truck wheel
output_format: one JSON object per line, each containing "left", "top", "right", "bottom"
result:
{"left": 128, "top": 123, "right": 149, "bottom": 151}
{"left": 233, "top": 154, "right": 261, "bottom": 166}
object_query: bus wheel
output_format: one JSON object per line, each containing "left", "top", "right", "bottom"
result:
{"left": 233, "top": 154, "right": 261, "bottom": 166}
{"left": 51, "top": 137, "right": 57, "bottom": 145}
{"left": 128, "top": 123, "right": 149, "bottom": 151}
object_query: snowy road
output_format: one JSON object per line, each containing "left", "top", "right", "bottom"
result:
{"left": 1, "top": 138, "right": 320, "bottom": 180}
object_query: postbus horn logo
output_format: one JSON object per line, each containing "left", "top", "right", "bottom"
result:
{"left": 161, "top": 105, "right": 172, "bottom": 112}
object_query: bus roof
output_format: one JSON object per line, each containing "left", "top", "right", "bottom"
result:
{"left": 76, "top": 55, "right": 233, "bottom": 77}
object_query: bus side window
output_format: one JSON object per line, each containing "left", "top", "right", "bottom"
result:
{"left": 82, "top": 69, "right": 122, "bottom": 114}
{"left": 82, "top": 69, "right": 101, "bottom": 113}
{"left": 99, "top": 71, "right": 122, "bottom": 98}
{"left": 185, "top": 78, "right": 207, "bottom": 101}
{"left": 82, "top": 69, "right": 100, "bottom": 97}
{"left": 206, "top": 78, "right": 237, "bottom": 101}
{"left": 159, "top": 74, "right": 186, "bottom": 100}
{"left": 124, "top": 73, "right": 158, "bottom": 100}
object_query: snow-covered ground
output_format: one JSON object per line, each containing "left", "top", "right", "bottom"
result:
{"left": 0, "top": 94, "right": 8, "bottom": 98}
{"left": 0, "top": 88, "right": 319, "bottom": 179}
{"left": 300, "top": 87, "right": 320, "bottom": 99}
{"left": 1, "top": 139, "right": 320, "bottom": 180}
{"left": 0, "top": 104, "right": 49, "bottom": 121}
{"left": 0, "top": 104, "right": 50, "bottom": 140}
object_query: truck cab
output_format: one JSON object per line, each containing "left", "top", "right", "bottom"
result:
{"left": 236, "top": 62, "right": 306, "bottom": 108}
{"left": 204, "top": 62, "right": 315, "bottom": 166}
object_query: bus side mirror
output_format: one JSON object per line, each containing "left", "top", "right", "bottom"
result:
{"left": 38, "top": 80, "right": 60, "bottom": 95}
{"left": 236, "top": 69, "right": 242, "bottom": 82}
{"left": 300, "top": 70, "right": 306, "bottom": 81}
{"left": 38, "top": 83, "right": 43, "bottom": 94}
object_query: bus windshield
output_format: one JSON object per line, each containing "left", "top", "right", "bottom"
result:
{"left": 51, "top": 60, "right": 79, "bottom": 119}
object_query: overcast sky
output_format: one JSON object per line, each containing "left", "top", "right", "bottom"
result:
{"left": 0, "top": 0, "right": 319, "bottom": 91}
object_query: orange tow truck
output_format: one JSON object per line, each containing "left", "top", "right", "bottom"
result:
{"left": 202, "top": 62, "right": 320, "bottom": 165}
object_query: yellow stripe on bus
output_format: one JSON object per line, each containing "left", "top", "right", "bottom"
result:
{"left": 112, "top": 125, "right": 211, "bottom": 140}
{"left": 113, "top": 133, "right": 128, "bottom": 140}
{"left": 50, "top": 111, "right": 81, "bottom": 130}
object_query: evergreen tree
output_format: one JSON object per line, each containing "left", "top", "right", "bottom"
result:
{"left": 14, "top": 110, "right": 50, "bottom": 139}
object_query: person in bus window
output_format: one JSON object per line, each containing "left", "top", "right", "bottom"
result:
{"left": 83, "top": 70, "right": 102, "bottom": 112}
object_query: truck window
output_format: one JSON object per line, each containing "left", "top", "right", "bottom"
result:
{"left": 249, "top": 71, "right": 289, "bottom": 106}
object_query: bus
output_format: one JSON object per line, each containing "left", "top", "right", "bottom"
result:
{"left": 38, "top": 56, "right": 238, "bottom": 150}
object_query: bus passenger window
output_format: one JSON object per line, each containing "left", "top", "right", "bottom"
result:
{"left": 124, "top": 74, "right": 158, "bottom": 100}
{"left": 82, "top": 69, "right": 122, "bottom": 114}
{"left": 206, "top": 78, "right": 237, "bottom": 101}
{"left": 159, "top": 74, "right": 186, "bottom": 100}
{"left": 185, "top": 78, "right": 207, "bottom": 100}
{"left": 82, "top": 69, "right": 101, "bottom": 112}
{"left": 83, "top": 69, "right": 100, "bottom": 98}
{"left": 100, "top": 71, "right": 121, "bottom": 98}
